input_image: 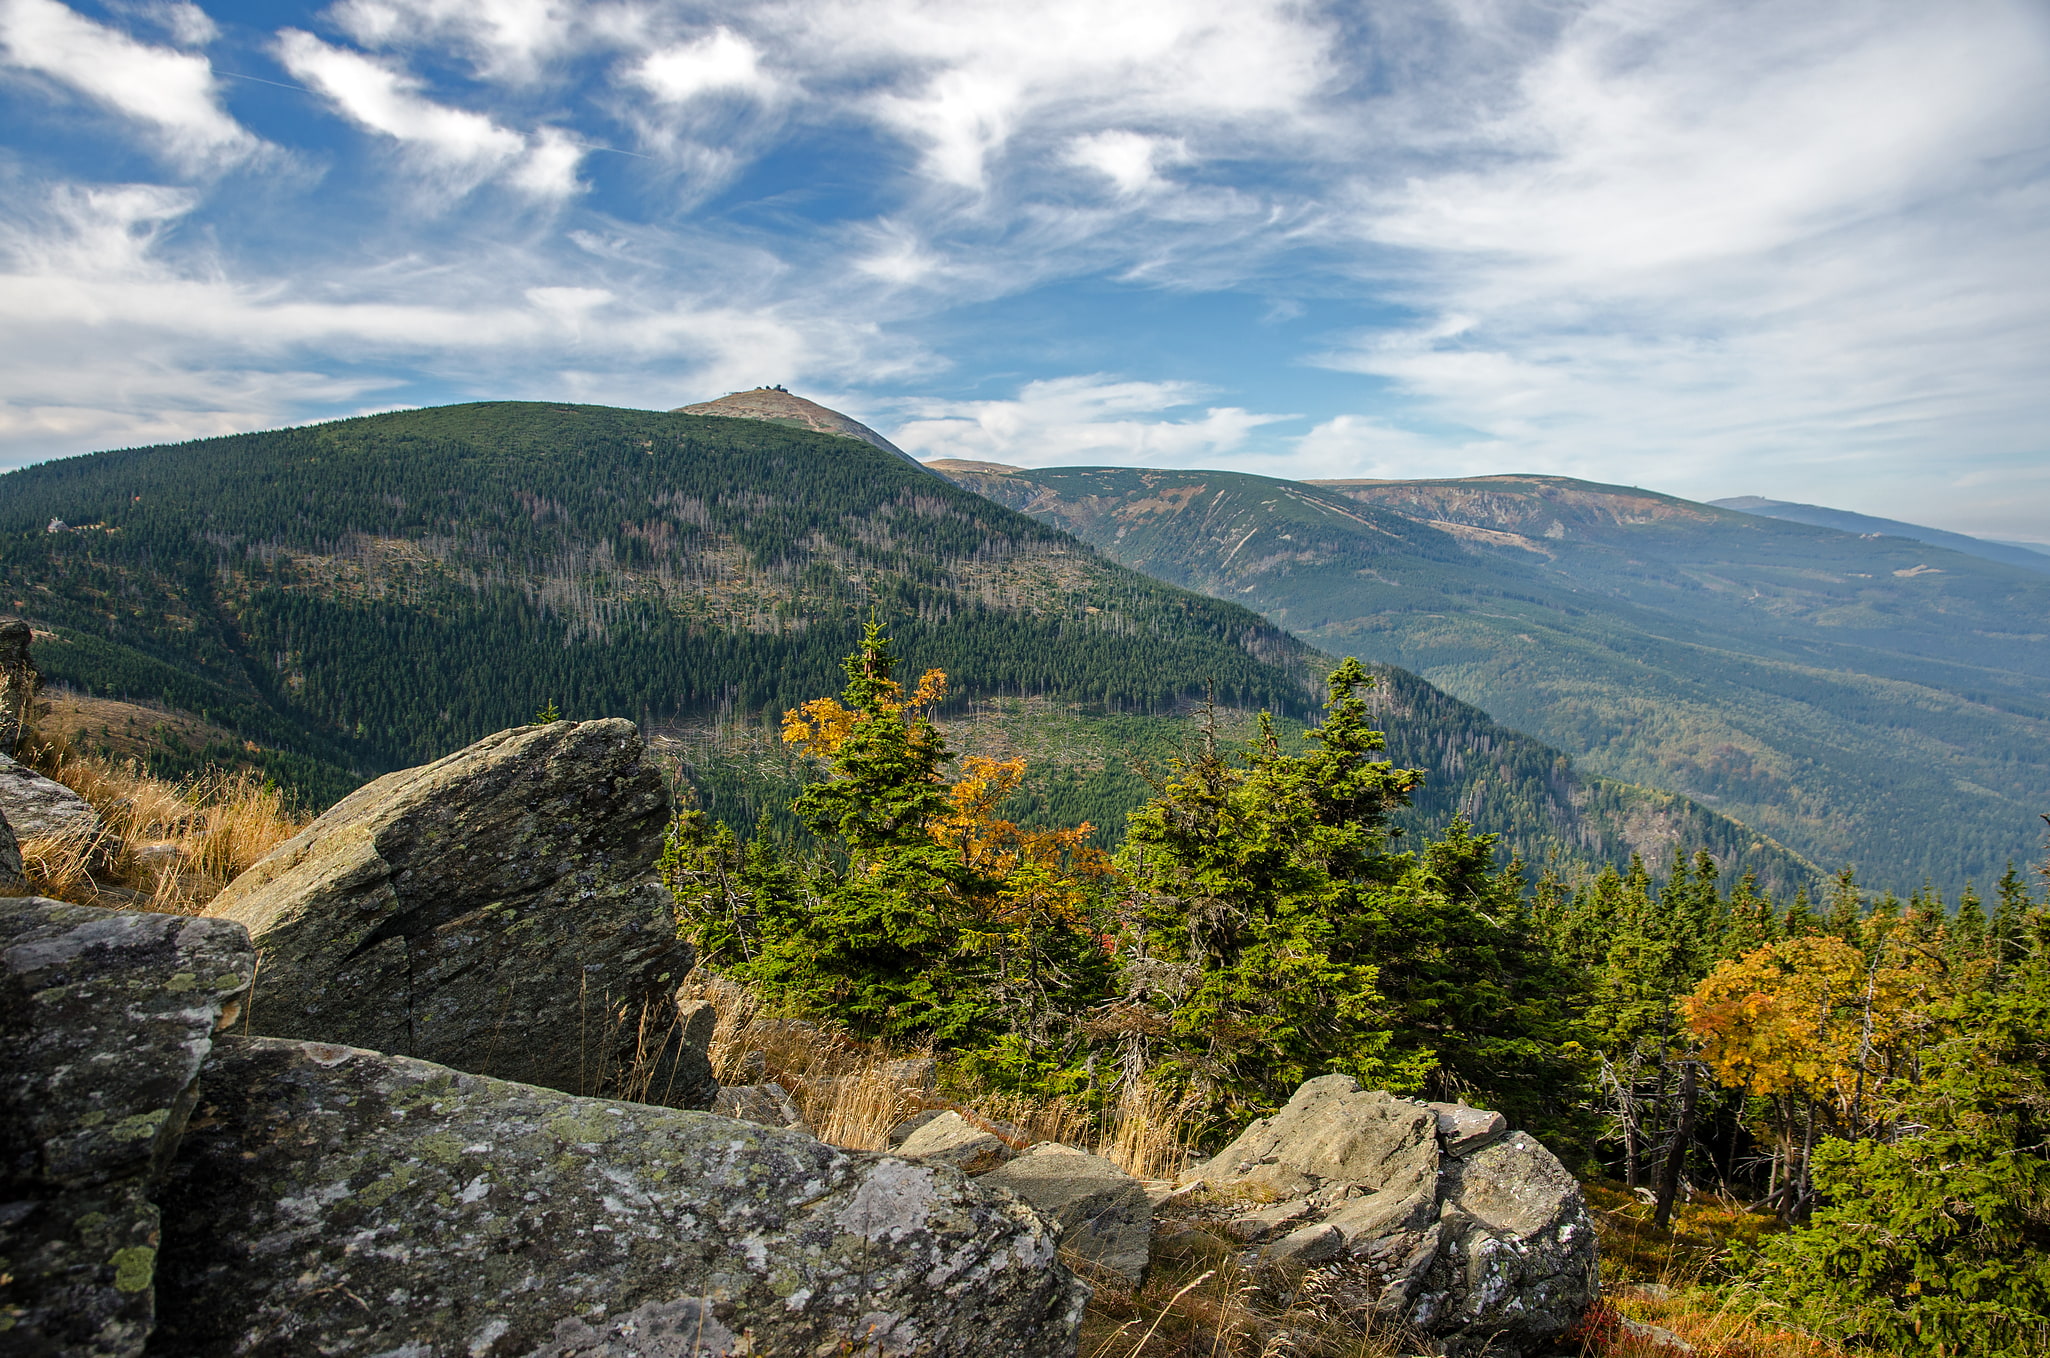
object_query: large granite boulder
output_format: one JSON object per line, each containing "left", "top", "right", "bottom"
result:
{"left": 204, "top": 720, "right": 712, "bottom": 1108}
{"left": 149, "top": 1037, "right": 1090, "bottom": 1357}
{"left": 0, "top": 898, "right": 254, "bottom": 1358}
{"left": 980, "top": 1143, "right": 1151, "bottom": 1284}
{"left": 1188, "top": 1075, "right": 1596, "bottom": 1356}
{"left": 0, "top": 753, "right": 99, "bottom": 841}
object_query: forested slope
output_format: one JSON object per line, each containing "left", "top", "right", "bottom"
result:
{"left": 934, "top": 461, "right": 2050, "bottom": 895}
{"left": 1, "top": 402, "right": 1808, "bottom": 886}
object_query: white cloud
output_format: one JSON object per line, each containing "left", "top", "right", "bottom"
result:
{"left": 629, "top": 28, "right": 770, "bottom": 105}
{"left": 892, "top": 376, "right": 1294, "bottom": 467}
{"left": 1067, "top": 131, "right": 1190, "bottom": 197}
{"left": 0, "top": 0, "right": 254, "bottom": 165}
{"left": 0, "top": 179, "right": 902, "bottom": 469}
{"left": 275, "top": 29, "right": 584, "bottom": 198}
{"left": 326, "top": 0, "right": 586, "bottom": 80}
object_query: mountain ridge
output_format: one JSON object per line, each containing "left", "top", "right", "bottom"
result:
{"left": 930, "top": 459, "right": 2050, "bottom": 895}
{"left": 0, "top": 401, "right": 1813, "bottom": 889}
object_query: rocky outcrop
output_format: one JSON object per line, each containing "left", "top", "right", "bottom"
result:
{"left": 1184, "top": 1076, "right": 1596, "bottom": 1356}
{"left": 0, "top": 753, "right": 99, "bottom": 841}
{"left": 0, "top": 617, "right": 37, "bottom": 758}
{"left": 981, "top": 1144, "right": 1152, "bottom": 1284}
{"left": 0, "top": 898, "right": 254, "bottom": 1357}
{"left": 150, "top": 1036, "right": 1090, "bottom": 1357}
{"left": 203, "top": 720, "right": 712, "bottom": 1107}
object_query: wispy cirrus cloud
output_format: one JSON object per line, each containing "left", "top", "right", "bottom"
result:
{"left": 0, "top": 0, "right": 256, "bottom": 165}
{"left": 275, "top": 28, "right": 584, "bottom": 197}
{"left": 0, "top": 0, "right": 2046, "bottom": 539}
{"left": 892, "top": 376, "right": 1294, "bottom": 468}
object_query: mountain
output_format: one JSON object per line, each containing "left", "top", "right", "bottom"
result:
{"left": 0, "top": 401, "right": 1810, "bottom": 888}
{"left": 930, "top": 462, "right": 2050, "bottom": 896}
{"left": 674, "top": 387, "right": 929, "bottom": 470}
{"left": 1711, "top": 496, "right": 2050, "bottom": 576}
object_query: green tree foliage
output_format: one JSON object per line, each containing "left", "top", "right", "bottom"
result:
{"left": 665, "top": 625, "right": 1117, "bottom": 1077}
{"left": 1757, "top": 916, "right": 2050, "bottom": 1355}
{"left": 1121, "top": 659, "right": 1584, "bottom": 1136}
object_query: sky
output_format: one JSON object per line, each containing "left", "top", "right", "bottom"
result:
{"left": 2, "top": 0, "right": 2048, "bottom": 541}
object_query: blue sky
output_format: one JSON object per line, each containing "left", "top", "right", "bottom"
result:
{"left": 3, "top": 0, "right": 2048, "bottom": 541}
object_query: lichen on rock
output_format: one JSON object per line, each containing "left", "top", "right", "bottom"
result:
{"left": 204, "top": 719, "right": 712, "bottom": 1107}
{"left": 149, "top": 1037, "right": 1090, "bottom": 1357}
{"left": 0, "top": 897, "right": 254, "bottom": 1358}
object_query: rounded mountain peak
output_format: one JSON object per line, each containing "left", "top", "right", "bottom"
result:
{"left": 673, "top": 387, "right": 924, "bottom": 469}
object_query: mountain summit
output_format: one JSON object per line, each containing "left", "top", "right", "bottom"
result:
{"left": 674, "top": 387, "right": 926, "bottom": 469}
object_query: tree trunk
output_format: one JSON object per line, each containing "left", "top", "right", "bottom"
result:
{"left": 1652, "top": 1060, "right": 1700, "bottom": 1229}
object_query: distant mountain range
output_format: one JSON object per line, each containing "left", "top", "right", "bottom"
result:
{"left": 930, "top": 462, "right": 2050, "bottom": 897}
{"left": 1712, "top": 496, "right": 2050, "bottom": 576}
{"left": 0, "top": 401, "right": 1809, "bottom": 888}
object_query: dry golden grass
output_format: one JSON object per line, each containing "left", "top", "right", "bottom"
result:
{"left": 1077, "top": 1247, "right": 1414, "bottom": 1358}
{"left": 13, "top": 732, "right": 307, "bottom": 913}
{"left": 1573, "top": 1181, "right": 1852, "bottom": 1358}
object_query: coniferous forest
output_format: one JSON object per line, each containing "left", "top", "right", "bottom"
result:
{"left": 673, "top": 623, "right": 2050, "bottom": 1356}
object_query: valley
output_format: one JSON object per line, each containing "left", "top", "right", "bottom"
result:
{"left": 931, "top": 462, "right": 2050, "bottom": 895}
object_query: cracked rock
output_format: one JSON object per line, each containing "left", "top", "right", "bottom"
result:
{"left": 148, "top": 1037, "right": 1088, "bottom": 1357}
{"left": 204, "top": 720, "right": 711, "bottom": 1108}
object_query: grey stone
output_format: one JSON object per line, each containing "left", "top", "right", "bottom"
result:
{"left": 204, "top": 720, "right": 711, "bottom": 1108}
{"left": 0, "top": 805, "right": 22, "bottom": 890}
{"left": 1151, "top": 1220, "right": 1223, "bottom": 1261}
{"left": 1198, "top": 1076, "right": 1596, "bottom": 1355}
{"left": 1263, "top": 1223, "right": 1345, "bottom": 1267}
{"left": 1616, "top": 1316, "right": 1696, "bottom": 1353}
{"left": 1203, "top": 1075, "right": 1440, "bottom": 1207}
{"left": 0, "top": 898, "right": 254, "bottom": 1358}
{"left": 0, "top": 617, "right": 36, "bottom": 759}
{"left": 980, "top": 1143, "right": 1150, "bottom": 1283}
{"left": 1425, "top": 1101, "right": 1510, "bottom": 1156}
{"left": 1406, "top": 1132, "right": 1601, "bottom": 1355}
{"left": 1224, "top": 1197, "right": 1317, "bottom": 1243}
{"left": 0, "top": 752, "right": 100, "bottom": 840}
{"left": 710, "top": 1082, "right": 808, "bottom": 1133}
{"left": 897, "top": 1111, "right": 1016, "bottom": 1175}
{"left": 148, "top": 1037, "right": 1089, "bottom": 1358}
{"left": 887, "top": 1107, "right": 947, "bottom": 1147}
{"left": 883, "top": 1056, "right": 938, "bottom": 1094}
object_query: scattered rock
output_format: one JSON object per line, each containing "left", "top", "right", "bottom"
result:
{"left": 887, "top": 1107, "right": 947, "bottom": 1147}
{"left": 150, "top": 1037, "right": 1090, "bottom": 1357}
{"left": 1617, "top": 1316, "right": 1696, "bottom": 1353}
{"left": 884, "top": 1056, "right": 938, "bottom": 1094}
{"left": 0, "top": 752, "right": 100, "bottom": 840}
{"left": 711, "top": 1081, "right": 810, "bottom": 1133}
{"left": 898, "top": 1111, "right": 1017, "bottom": 1174}
{"left": 1225, "top": 1196, "right": 1319, "bottom": 1243}
{"left": 1152, "top": 1219, "right": 1225, "bottom": 1261}
{"left": 204, "top": 720, "right": 711, "bottom": 1107}
{"left": 0, "top": 898, "right": 254, "bottom": 1358}
{"left": 1194, "top": 1076, "right": 1596, "bottom": 1355}
{"left": 1426, "top": 1101, "right": 1510, "bottom": 1155}
{"left": 980, "top": 1143, "right": 1151, "bottom": 1283}
{"left": 0, "top": 617, "right": 37, "bottom": 758}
